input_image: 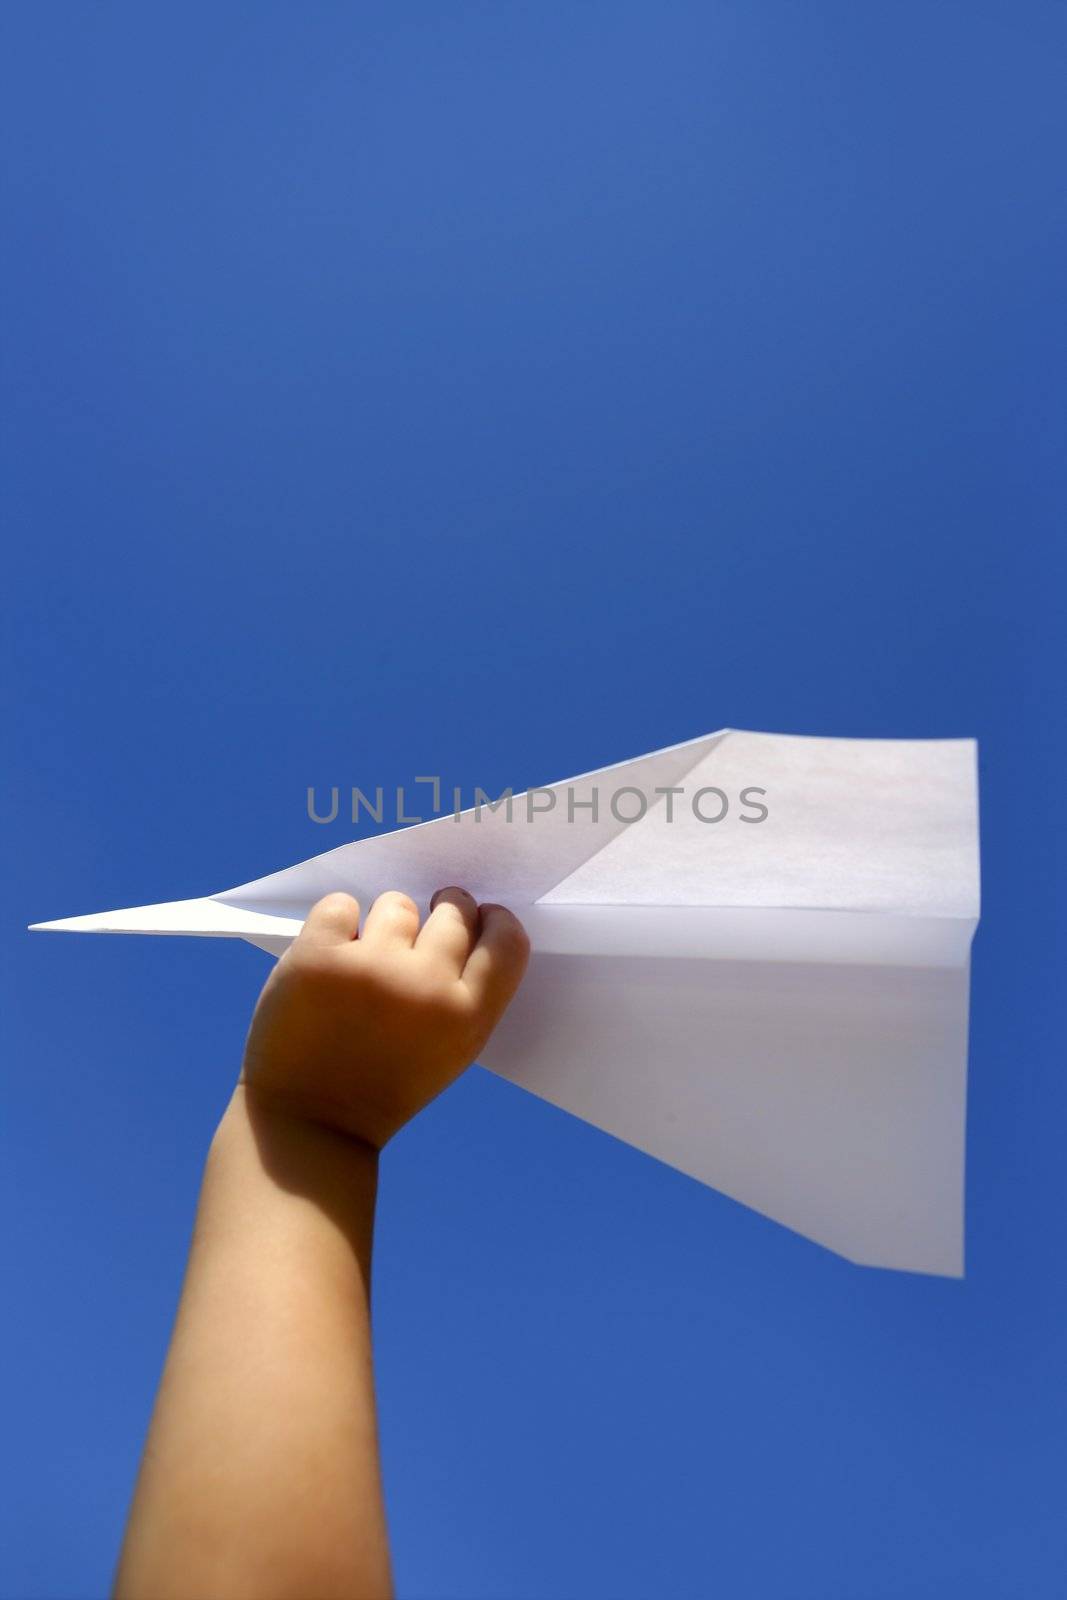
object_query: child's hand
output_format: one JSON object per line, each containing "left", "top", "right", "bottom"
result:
{"left": 239, "top": 888, "right": 530, "bottom": 1149}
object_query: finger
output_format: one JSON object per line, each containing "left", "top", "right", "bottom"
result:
{"left": 360, "top": 889, "right": 421, "bottom": 951}
{"left": 299, "top": 891, "right": 361, "bottom": 946}
{"left": 461, "top": 903, "right": 530, "bottom": 1020}
{"left": 416, "top": 886, "right": 480, "bottom": 974}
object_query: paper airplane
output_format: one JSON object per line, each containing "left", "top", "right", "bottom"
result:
{"left": 31, "top": 728, "right": 980, "bottom": 1276}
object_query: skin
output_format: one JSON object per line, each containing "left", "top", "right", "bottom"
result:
{"left": 113, "top": 886, "right": 530, "bottom": 1600}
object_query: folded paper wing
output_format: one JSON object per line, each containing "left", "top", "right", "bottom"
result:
{"left": 31, "top": 729, "right": 980, "bottom": 1277}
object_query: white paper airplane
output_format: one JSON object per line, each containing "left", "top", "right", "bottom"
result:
{"left": 31, "top": 728, "right": 980, "bottom": 1276}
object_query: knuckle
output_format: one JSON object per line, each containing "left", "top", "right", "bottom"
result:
{"left": 375, "top": 889, "right": 419, "bottom": 919}
{"left": 315, "top": 891, "right": 359, "bottom": 917}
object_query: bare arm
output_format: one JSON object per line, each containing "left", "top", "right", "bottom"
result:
{"left": 114, "top": 887, "right": 529, "bottom": 1600}
{"left": 114, "top": 1089, "right": 390, "bottom": 1599}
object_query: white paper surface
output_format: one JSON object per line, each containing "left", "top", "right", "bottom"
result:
{"left": 30, "top": 728, "right": 980, "bottom": 1276}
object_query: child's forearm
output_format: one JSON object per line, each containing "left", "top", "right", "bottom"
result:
{"left": 114, "top": 1086, "right": 393, "bottom": 1600}
{"left": 114, "top": 887, "right": 528, "bottom": 1597}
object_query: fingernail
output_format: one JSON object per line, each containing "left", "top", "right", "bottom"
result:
{"left": 431, "top": 885, "right": 471, "bottom": 907}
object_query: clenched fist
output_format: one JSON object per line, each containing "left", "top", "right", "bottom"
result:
{"left": 239, "top": 887, "right": 530, "bottom": 1149}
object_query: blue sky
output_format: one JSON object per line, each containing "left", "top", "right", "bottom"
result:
{"left": 2, "top": 4, "right": 1064, "bottom": 1596}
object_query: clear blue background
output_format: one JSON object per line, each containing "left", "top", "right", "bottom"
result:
{"left": 3, "top": 5, "right": 1064, "bottom": 1597}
